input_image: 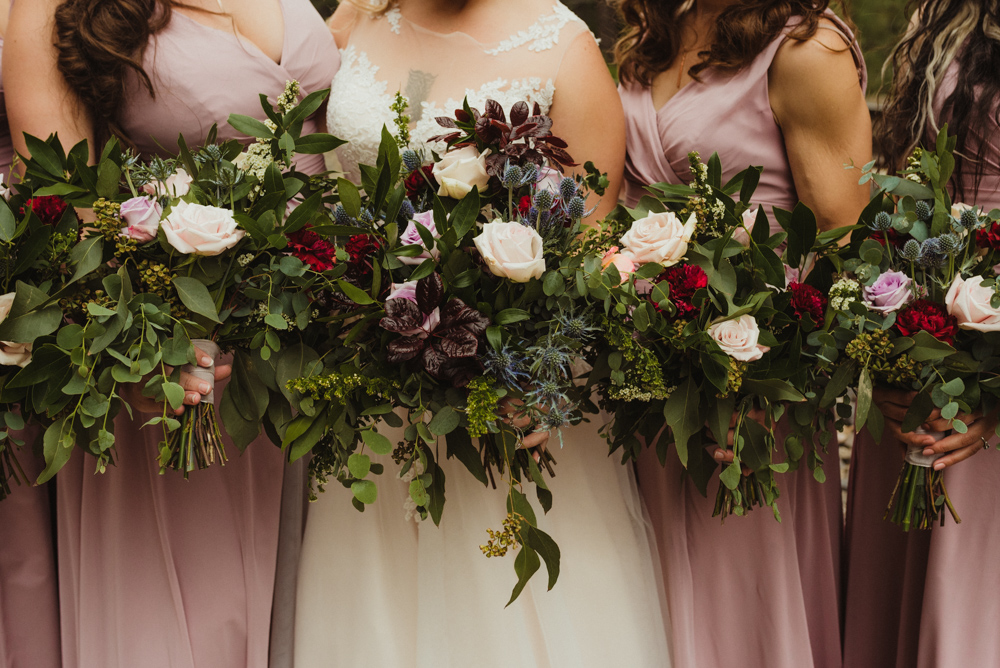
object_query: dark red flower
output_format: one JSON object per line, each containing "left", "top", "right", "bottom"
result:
{"left": 287, "top": 227, "right": 336, "bottom": 272}
{"left": 21, "top": 196, "right": 69, "bottom": 226}
{"left": 405, "top": 166, "right": 436, "bottom": 199}
{"left": 871, "top": 227, "right": 907, "bottom": 248}
{"left": 518, "top": 195, "right": 532, "bottom": 216}
{"left": 788, "top": 282, "right": 827, "bottom": 323}
{"left": 653, "top": 264, "right": 707, "bottom": 318}
{"left": 895, "top": 299, "right": 958, "bottom": 345}
{"left": 345, "top": 234, "right": 381, "bottom": 279}
{"left": 976, "top": 222, "right": 1000, "bottom": 251}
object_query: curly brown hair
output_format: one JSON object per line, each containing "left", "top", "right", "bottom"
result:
{"left": 53, "top": 0, "right": 218, "bottom": 143}
{"left": 613, "top": 0, "right": 851, "bottom": 87}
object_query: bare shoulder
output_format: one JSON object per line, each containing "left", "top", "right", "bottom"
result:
{"left": 772, "top": 17, "right": 859, "bottom": 85}
{"left": 557, "top": 29, "right": 610, "bottom": 85}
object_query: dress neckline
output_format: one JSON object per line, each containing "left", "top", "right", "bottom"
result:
{"left": 173, "top": 0, "right": 289, "bottom": 67}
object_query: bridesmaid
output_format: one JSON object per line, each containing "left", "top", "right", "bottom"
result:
{"left": 4, "top": 1, "right": 338, "bottom": 666}
{"left": 615, "top": 0, "right": 870, "bottom": 666}
{"left": 844, "top": 2, "right": 1000, "bottom": 666}
{"left": 0, "top": 1, "right": 62, "bottom": 664}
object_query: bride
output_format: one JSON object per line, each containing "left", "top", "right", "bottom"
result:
{"left": 292, "top": 1, "right": 672, "bottom": 666}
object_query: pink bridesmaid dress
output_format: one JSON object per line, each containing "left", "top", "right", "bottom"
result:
{"left": 0, "top": 35, "right": 62, "bottom": 668}
{"left": 843, "top": 58, "right": 1000, "bottom": 668}
{"left": 620, "top": 13, "right": 865, "bottom": 668}
{"left": 55, "top": 2, "right": 339, "bottom": 667}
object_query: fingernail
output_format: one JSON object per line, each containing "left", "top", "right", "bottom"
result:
{"left": 200, "top": 356, "right": 212, "bottom": 366}
{"left": 188, "top": 393, "right": 199, "bottom": 403}
{"left": 923, "top": 448, "right": 935, "bottom": 456}
{"left": 713, "top": 450, "right": 724, "bottom": 461}
{"left": 934, "top": 462, "right": 945, "bottom": 471}
{"left": 200, "top": 382, "right": 211, "bottom": 394}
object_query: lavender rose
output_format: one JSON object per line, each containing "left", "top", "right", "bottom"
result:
{"left": 399, "top": 211, "right": 439, "bottom": 266}
{"left": 120, "top": 196, "right": 163, "bottom": 243}
{"left": 386, "top": 281, "right": 419, "bottom": 303}
{"left": 863, "top": 271, "right": 914, "bottom": 313}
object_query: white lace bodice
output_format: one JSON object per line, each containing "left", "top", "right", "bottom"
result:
{"left": 327, "top": 1, "right": 590, "bottom": 182}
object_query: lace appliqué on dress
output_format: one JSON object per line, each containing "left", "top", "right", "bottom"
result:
{"left": 485, "top": 2, "right": 581, "bottom": 56}
{"left": 385, "top": 7, "right": 402, "bottom": 35}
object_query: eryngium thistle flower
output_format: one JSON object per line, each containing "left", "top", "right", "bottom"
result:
{"left": 334, "top": 204, "right": 353, "bottom": 226}
{"left": 533, "top": 189, "right": 554, "bottom": 211}
{"left": 521, "top": 162, "right": 539, "bottom": 186}
{"left": 501, "top": 163, "right": 523, "bottom": 188}
{"left": 540, "top": 403, "right": 575, "bottom": 430}
{"left": 938, "top": 233, "right": 961, "bottom": 254}
{"left": 960, "top": 207, "right": 980, "bottom": 230}
{"left": 901, "top": 239, "right": 921, "bottom": 262}
{"left": 567, "top": 196, "right": 586, "bottom": 220}
{"left": 915, "top": 200, "right": 933, "bottom": 221}
{"left": 559, "top": 177, "right": 577, "bottom": 202}
{"left": 359, "top": 209, "right": 374, "bottom": 225}
{"left": 526, "top": 379, "right": 568, "bottom": 406}
{"left": 397, "top": 198, "right": 415, "bottom": 223}
{"left": 918, "top": 238, "right": 946, "bottom": 268}
{"left": 401, "top": 149, "right": 422, "bottom": 172}
{"left": 530, "top": 343, "right": 572, "bottom": 377}
{"left": 484, "top": 347, "right": 530, "bottom": 388}
{"left": 556, "top": 311, "right": 596, "bottom": 341}
{"left": 872, "top": 211, "right": 893, "bottom": 231}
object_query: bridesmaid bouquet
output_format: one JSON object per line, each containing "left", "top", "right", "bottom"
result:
{"left": 8, "top": 82, "right": 345, "bottom": 480}
{"left": 0, "top": 173, "right": 72, "bottom": 496}
{"left": 599, "top": 153, "right": 845, "bottom": 520}
{"left": 827, "top": 128, "right": 1000, "bottom": 529}
{"left": 288, "top": 100, "right": 614, "bottom": 599}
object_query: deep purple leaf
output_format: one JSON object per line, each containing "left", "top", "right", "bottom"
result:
{"left": 417, "top": 273, "right": 443, "bottom": 313}
{"left": 510, "top": 101, "right": 529, "bottom": 126}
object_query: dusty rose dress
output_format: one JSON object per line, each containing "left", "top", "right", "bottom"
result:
{"left": 843, "top": 58, "right": 1000, "bottom": 668}
{"left": 620, "top": 14, "right": 866, "bottom": 668}
{"left": 55, "top": 2, "right": 339, "bottom": 667}
{"left": 0, "top": 36, "right": 63, "bottom": 668}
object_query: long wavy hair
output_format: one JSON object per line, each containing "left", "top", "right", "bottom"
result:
{"left": 877, "top": 0, "right": 1000, "bottom": 200}
{"left": 53, "top": 0, "right": 219, "bottom": 143}
{"left": 613, "top": 0, "right": 847, "bottom": 87}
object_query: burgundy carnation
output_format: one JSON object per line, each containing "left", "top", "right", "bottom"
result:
{"left": 518, "top": 195, "right": 532, "bottom": 217}
{"left": 287, "top": 227, "right": 336, "bottom": 272}
{"left": 654, "top": 264, "right": 708, "bottom": 318}
{"left": 405, "top": 165, "right": 436, "bottom": 199}
{"left": 788, "top": 282, "right": 827, "bottom": 323}
{"left": 895, "top": 299, "right": 958, "bottom": 345}
{"left": 976, "top": 222, "right": 1000, "bottom": 251}
{"left": 871, "top": 227, "right": 906, "bottom": 248}
{"left": 345, "top": 234, "right": 381, "bottom": 279}
{"left": 21, "top": 195, "right": 69, "bottom": 226}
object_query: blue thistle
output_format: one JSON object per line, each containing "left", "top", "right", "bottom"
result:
{"left": 960, "top": 207, "right": 980, "bottom": 230}
{"left": 484, "top": 347, "right": 530, "bottom": 388}
{"left": 397, "top": 199, "right": 416, "bottom": 223}
{"left": 333, "top": 204, "right": 354, "bottom": 226}
{"left": 918, "top": 238, "right": 946, "bottom": 268}
{"left": 359, "top": 209, "right": 374, "bottom": 225}
{"left": 521, "top": 163, "right": 540, "bottom": 187}
{"left": 533, "top": 189, "right": 555, "bottom": 211}
{"left": 502, "top": 163, "right": 523, "bottom": 188}
{"left": 529, "top": 343, "right": 572, "bottom": 378}
{"left": 556, "top": 311, "right": 597, "bottom": 341}
{"left": 540, "top": 403, "right": 576, "bottom": 431}
{"left": 567, "top": 196, "right": 586, "bottom": 220}
{"left": 915, "top": 200, "right": 933, "bottom": 221}
{"left": 901, "top": 239, "right": 921, "bottom": 262}
{"left": 401, "top": 149, "right": 422, "bottom": 172}
{"left": 872, "top": 211, "right": 893, "bottom": 232}
{"left": 938, "top": 233, "right": 961, "bottom": 255}
{"left": 526, "top": 380, "right": 569, "bottom": 407}
{"left": 559, "top": 177, "right": 577, "bottom": 203}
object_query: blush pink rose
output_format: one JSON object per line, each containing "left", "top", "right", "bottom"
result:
{"left": 945, "top": 274, "right": 1000, "bottom": 331}
{"left": 162, "top": 201, "right": 244, "bottom": 256}
{"left": 708, "top": 314, "right": 770, "bottom": 362}
{"left": 734, "top": 207, "right": 758, "bottom": 246}
{"left": 432, "top": 146, "right": 490, "bottom": 199}
{"left": 620, "top": 211, "right": 697, "bottom": 266}
{"left": 473, "top": 221, "right": 546, "bottom": 283}
{"left": 143, "top": 168, "right": 193, "bottom": 198}
{"left": 601, "top": 246, "right": 636, "bottom": 281}
{"left": 119, "top": 196, "right": 163, "bottom": 243}
{"left": 386, "top": 281, "right": 418, "bottom": 303}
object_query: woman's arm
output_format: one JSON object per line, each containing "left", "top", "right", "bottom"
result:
{"left": 769, "top": 23, "right": 872, "bottom": 233}
{"left": 550, "top": 31, "right": 626, "bottom": 222}
{"left": 5, "top": 0, "right": 95, "bottom": 165}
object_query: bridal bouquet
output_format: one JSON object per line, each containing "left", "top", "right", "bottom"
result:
{"left": 9, "top": 81, "right": 345, "bottom": 480}
{"left": 598, "top": 153, "right": 846, "bottom": 519}
{"left": 826, "top": 129, "right": 1000, "bottom": 529}
{"left": 288, "top": 99, "right": 615, "bottom": 599}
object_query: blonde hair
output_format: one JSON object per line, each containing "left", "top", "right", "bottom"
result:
{"left": 344, "top": 0, "right": 396, "bottom": 15}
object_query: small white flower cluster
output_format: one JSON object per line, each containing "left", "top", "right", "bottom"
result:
{"left": 277, "top": 80, "right": 301, "bottom": 113}
{"left": 252, "top": 302, "right": 269, "bottom": 321}
{"left": 237, "top": 253, "right": 255, "bottom": 267}
{"left": 399, "top": 458, "right": 427, "bottom": 523}
{"left": 829, "top": 277, "right": 862, "bottom": 311}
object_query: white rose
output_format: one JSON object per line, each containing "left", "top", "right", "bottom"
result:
{"left": 708, "top": 314, "right": 770, "bottom": 362}
{"left": 945, "top": 274, "right": 1000, "bottom": 332}
{"left": 473, "top": 221, "right": 546, "bottom": 283}
{"left": 734, "top": 207, "right": 758, "bottom": 246}
{"left": 433, "top": 146, "right": 491, "bottom": 199}
{"left": 0, "top": 293, "right": 31, "bottom": 368}
{"left": 619, "top": 211, "right": 697, "bottom": 266}
{"left": 143, "top": 168, "right": 193, "bottom": 198}
{"left": 0, "top": 174, "right": 9, "bottom": 201}
{"left": 162, "top": 200, "right": 244, "bottom": 256}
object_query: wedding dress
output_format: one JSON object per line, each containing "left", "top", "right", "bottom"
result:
{"left": 293, "top": 4, "right": 672, "bottom": 666}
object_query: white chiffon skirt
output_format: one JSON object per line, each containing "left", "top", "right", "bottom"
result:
{"left": 292, "top": 417, "right": 673, "bottom": 667}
